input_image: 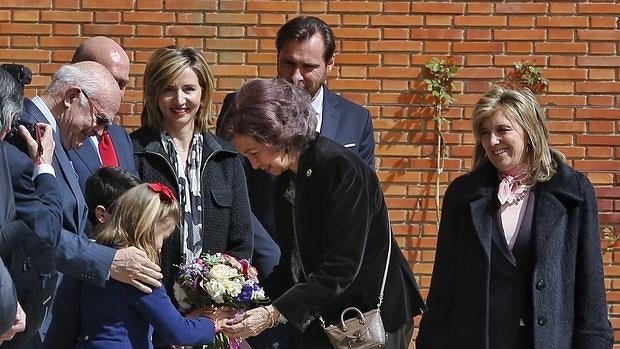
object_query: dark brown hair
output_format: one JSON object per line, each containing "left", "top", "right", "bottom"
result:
{"left": 276, "top": 16, "right": 335, "bottom": 64}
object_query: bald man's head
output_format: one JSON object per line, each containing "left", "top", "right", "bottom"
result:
{"left": 72, "top": 36, "right": 130, "bottom": 92}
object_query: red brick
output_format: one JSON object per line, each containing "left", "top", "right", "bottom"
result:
{"left": 453, "top": 42, "right": 503, "bottom": 53}
{"left": 328, "top": 1, "right": 381, "bottom": 13}
{"left": 0, "top": 0, "right": 49, "bottom": 9}
{"left": 383, "top": 28, "right": 409, "bottom": 40}
{"left": 95, "top": 12, "right": 121, "bottom": 23}
{"left": 576, "top": 82, "right": 620, "bottom": 93}
{"left": 576, "top": 108, "right": 620, "bottom": 120}
{"left": 412, "top": 3, "right": 465, "bottom": 14}
{"left": 247, "top": 1, "right": 298, "bottom": 12}
{"left": 122, "top": 37, "right": 174, "bottom": 49}
{"left": 549, "top": 2, "right": 575, "bottom": 13}
{"left": 466, "top": 3, "right": 492, "bottom": 14}
{"left": 12, "top": 10, "right": 39, "bottom": 22}
{"left": 535, "top": 43, "right": 588, "bottom": 54}
{"left": 82, "top": 0, "right": 133, "bottom": 9}
{"left": 53, "top": 23, "right": 80, "bottom": 35}
{"left": 384, "top": 2, "right": 410, "bottom": 13}
{"left": 204, "top": 13, "right": 257, "bottom": 25}
{"left": 494, "top": 29, "right": 545, "bottom": 41}
{"left": 41, "top": 10, "right": 92, "bottom": 22}
{"left": 0, "top": 23, "right": 51, "bottom": 34}
{"left": 301, "top": 1, "right": 326, "bottom": 13}
{"left": 591, "top": 16, "right": 618, "bottom": 29}
{"left": 137, "top": 25, "right": 163, "bottom": 37}
{"left": 411, "top": 29, "right": 463, "bottom": 40}
{"left": 166, "top": 26, "right": 216, "bottom": 37}
{"left": 536, "top": 16, "right": 589, "bottom": 28}
{"left": 496, "top": 3, "right": 548, "bottom": 13}
{"left": 590, "top": 43, "right": 616, "bottom": 56}
{"left": 52, "top": 0, "right": 79, "bottom": 9}
{"left": 136, "top": 0, "right": 162, "bottom": 10}
{"left": 371, "top": 15, "right": 423, "bottom": 26}
{"left": 578, "top": 4, "right": 620, "bottom": 14}
{"left": 508, "top": 16, "right": 535, "bottom": 27}
{"left": 578, "top": 56, "right": 620, "bottom": 67}
{"left": 342, "top": 15, "right": 369, "bottom": 26}
{"left": 122, "top": 12, "right": 174, "bottom": 23}
{"left": 454, "top": 15, "right": 507, "bottom": 27}
{"left": 369, "top": 40, "right": 422, "bottom": 52}
{"left": 165, "top": 0, "right": 216, "bottom": 10}
{"left": 423, "top": 16, "right": 453, "bottom": 29}
{"left": 84, "top": 24, "right": 133, "bottom": 36}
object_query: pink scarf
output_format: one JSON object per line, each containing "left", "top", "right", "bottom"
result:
{"left": 497, "top": 165, "right": 529, "bottom": 205}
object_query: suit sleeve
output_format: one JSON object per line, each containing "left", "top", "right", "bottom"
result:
{"left": 272, "top": 156, "right": 372, "bottom": 331}
{"left": 133, "top": 286, "right": 216, "bottom": 346}
{"left": 0, "top": 257, "right": 17, "bottom": 334}
{"left": 358, "top": 108, "right": 376, "bottom": 170}
{"left": 53, "top": 231, "right": 116, "bottom": 286}
{"left": 572, "top": 173, "right": 613, "bottom": 348}
{"left": 4, "top": 144, "right": 62, "bottom": 253}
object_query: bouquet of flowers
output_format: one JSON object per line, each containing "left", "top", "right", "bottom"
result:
{"left": 174, "top": 253, "right": 269, "bottom": 349}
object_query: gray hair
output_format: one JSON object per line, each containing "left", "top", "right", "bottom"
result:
{"left": 45, "top": 64, "right": 101, "bottom": 107}
{"left": 218, "top": 79, "right": 317, "bottom": 151}
{"left": 0, "top": 68, "right": 23, "bottom": 132}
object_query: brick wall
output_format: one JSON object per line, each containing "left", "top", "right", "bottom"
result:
{"left": 1, "top": 0, "right": 618, "bottom": 346}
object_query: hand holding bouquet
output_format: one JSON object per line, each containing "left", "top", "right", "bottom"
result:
{"left": 174, "top": 253, "right": 269, "bottom": 348}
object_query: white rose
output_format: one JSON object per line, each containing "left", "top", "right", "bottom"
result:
{"left": 209, "top": 264, "right": 239, "bottom": 280}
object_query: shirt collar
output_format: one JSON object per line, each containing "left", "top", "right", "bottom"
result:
{"left": 310, "top": 85, "right": 324, "bottom": 132}
{"left": 31, "top": 95, "right": 58, "bottom": 132}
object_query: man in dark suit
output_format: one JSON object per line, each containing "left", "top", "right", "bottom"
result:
{"left": 217, "top": 16, "right": 377, "bottom": 349}
{"left": 11, "top": 62, "right": 163, "bottom": 349}
{"left": 68, "top": 36, "right": 137, "bottom": 193}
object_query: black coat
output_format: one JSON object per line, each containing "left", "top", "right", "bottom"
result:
{"left": 416, "top": 157, "right": 613, "bottom": 349}
{"left": 266, "top": 136, "right": 425, "bottom": 347}
{"left": 130, "top": 127, "right": 253, "bottom": 295}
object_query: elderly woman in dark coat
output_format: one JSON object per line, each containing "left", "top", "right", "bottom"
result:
{"left": 416, "top": 84, "right": 612, "bottom": 349}
{"left": 130, "top": 46, "right": 253, "bottom": 297}
{"left": 217, "top": 79, "right": 425, "bottom": 349}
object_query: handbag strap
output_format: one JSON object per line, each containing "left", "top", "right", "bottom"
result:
{"left": 290, "top": 204, "right": 393, "bottom": 327}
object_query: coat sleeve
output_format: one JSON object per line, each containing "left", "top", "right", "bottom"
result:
{"left": 572, "top": 173, "right": 613, "bottom": 348}
{"left": 416, "top": 179, "right": 462, "bottom": 349}
{"left": 271, "top": 155, "right": 372, "bottom": 331}
{"left": 224, "top": 155, "right": 253, "bottom": 260}
{"left": 133, "top": 286, "right": 216, "bottom": 346}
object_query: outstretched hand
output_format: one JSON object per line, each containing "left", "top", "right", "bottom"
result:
{"left": 221, "top": 305, "right": 280, "bottom": 339}
{"left": 110, "top": 246, "right": 162, "bottom": 293}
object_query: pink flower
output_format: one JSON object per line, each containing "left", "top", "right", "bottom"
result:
{"left": 239, "top": 259, "right": 259, "bottom": 281}
{"left": 223, "top": 254, "right": 243, "bottom": 271}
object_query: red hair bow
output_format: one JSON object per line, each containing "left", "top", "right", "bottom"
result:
{"left": 148, "top": 182, "right": 176, "bottom": 202}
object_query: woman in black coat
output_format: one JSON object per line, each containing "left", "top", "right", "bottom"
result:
{"left": 416, "top": 84, "right": 612, "bottom": 349}
{"left": 130, "top": 46, "right": 253, "bottom": 297}
{"left": 217, "top": 79, "right": 425, "bottom": 349}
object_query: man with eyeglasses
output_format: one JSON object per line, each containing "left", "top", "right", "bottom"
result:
{"left": 68, "top": 36, "right": 138, "bottom": 194}
{"left": 4, "top": 61, "right": 163, "bottom": 349}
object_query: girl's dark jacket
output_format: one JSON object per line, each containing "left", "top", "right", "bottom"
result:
{"left": 266, "top": 135, "right": 425, "bottom": 348}
{"left": 130, "top": 127, "right": 253, "bottom": 294}
{"left": 416, "top": 155, "right": 612, "bottom": 349}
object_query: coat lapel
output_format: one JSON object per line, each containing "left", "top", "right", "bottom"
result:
{"left": 73, "top": 138, "right": 101, "bottom": 174}
{"left": 470, "top": 193, "right": 494, "bottom": 259}
{"left": 320, "top": 87, "right": 340, "bottom": 140}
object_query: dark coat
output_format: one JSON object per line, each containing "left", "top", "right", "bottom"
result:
{"left": 130, "top": 127, "right": 253, "bottom": 295}
{"left": 266, "top": 136, "right": 425, "bottom": 348}
{"left": 416, "top": 157, "right": 613, "bottom": 349}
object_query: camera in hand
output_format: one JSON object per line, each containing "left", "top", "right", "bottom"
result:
{"left": 6, "top": 119, "right": 39, "bottom": 154}
{"left": 0, "top": 63, "right": 32, "bottom": 91}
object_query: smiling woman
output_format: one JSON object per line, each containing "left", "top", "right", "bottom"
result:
{"left": 416, "top": 84, "right": 613, "bottom": 349}
{"left": 129, "top": 47, "right": 254, "bottom": 327}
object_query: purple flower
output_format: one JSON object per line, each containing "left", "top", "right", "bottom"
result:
{"left": 236, "top": 284, "right": 254, "bottom": 303}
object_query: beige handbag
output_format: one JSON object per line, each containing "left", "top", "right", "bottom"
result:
{"left": 322, "top": 219, "right": 392, "bottom": 349}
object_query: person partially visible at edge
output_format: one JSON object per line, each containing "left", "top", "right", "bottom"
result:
{"left": 77, "top": 183, "right": 221, "bottom": 349}
{"left": 130, "top": 46, "right": 253, "bottom": 307}
{"left": 218, "top": 79, "right": 425, "bottom": 349}
{"left": 7, "top": 62, "right": 162, "bottom": 349}
{"left": 416, "top": 83, "right": 613, "bottom": 349}
{"left": 0, "top": 68, "right": 30, "bottom": 345}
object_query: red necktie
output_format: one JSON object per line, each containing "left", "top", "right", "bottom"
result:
{"left": 99, "top": 129, "right": 119, "bottom": 167}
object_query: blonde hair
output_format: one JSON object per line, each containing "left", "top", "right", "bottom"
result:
{"left": 141, "top": 46, "right": 215, "bottom": 133}
{"left": 471, "top": 83, "right": 564, "bottom": 185}
{"left": 93, "top": 183, "right": 181, "bottom": 262}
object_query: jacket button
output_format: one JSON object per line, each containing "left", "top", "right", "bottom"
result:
{"left": 537, "top": 317, "right": 547, "bottom": 326}
{"left": 535, "top": 279, "right": 546, "bottom": 290}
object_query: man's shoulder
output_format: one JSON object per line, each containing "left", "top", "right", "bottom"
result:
{"left": 323, "top": 87, "right": 369, "bottom": 114}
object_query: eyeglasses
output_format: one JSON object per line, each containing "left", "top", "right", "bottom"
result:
{"left": 82, "top": 90, "right": 112, "bottom": 127}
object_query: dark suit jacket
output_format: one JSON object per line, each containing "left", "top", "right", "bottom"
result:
{"left": 78, "top": 281, "right": 215, "bottom": 349}
{"left": 416, "top": 157, "right": 613, "bottom": 349}
{"left": 68, "top": 123, "right": 138, "bottom": 193}
{"left": 18, "top": 98, "right": 117, "bottom": 348}
{"left": 266, "top": 136, "right": 424, "bottom": 347}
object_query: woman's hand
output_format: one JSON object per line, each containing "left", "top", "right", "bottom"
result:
{"left": 221, "top": 305, "right": 280, "bottom": 339}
